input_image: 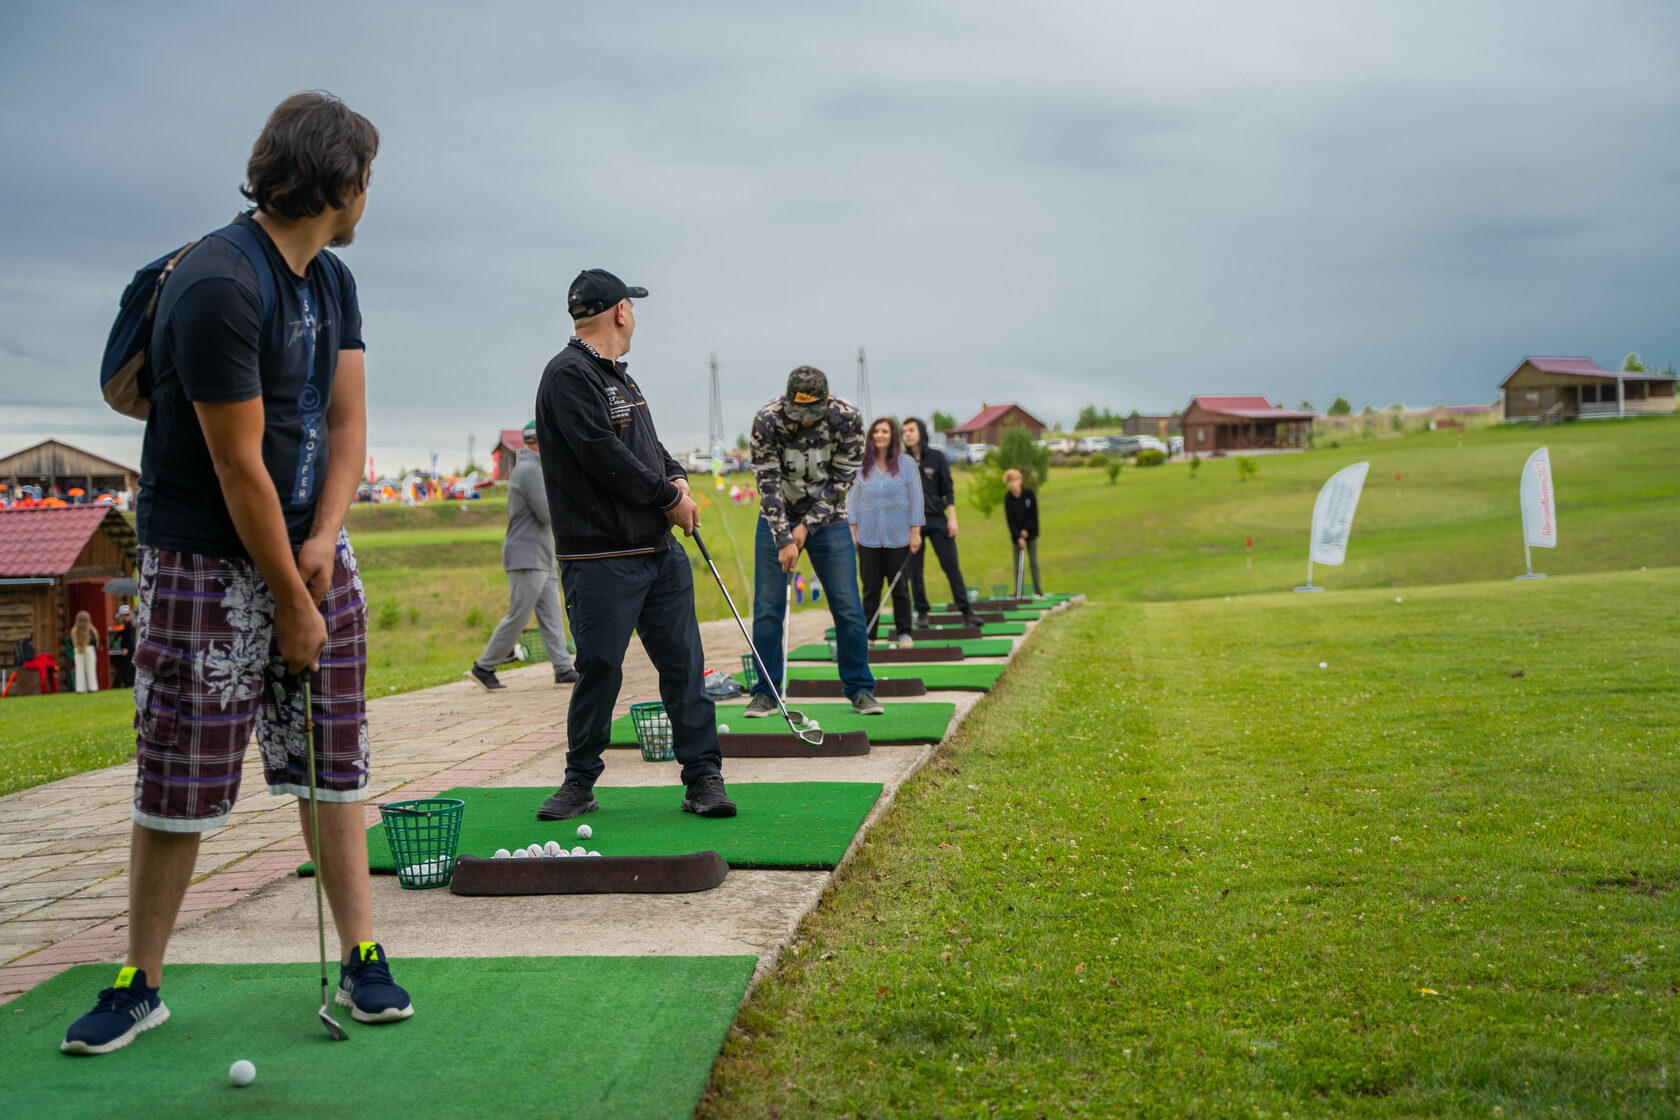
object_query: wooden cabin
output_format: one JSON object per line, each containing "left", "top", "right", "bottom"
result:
{"left": 1500, "top": 357, "right": 1677, "bottom": 423}
{"left": 0, "top": 439, "right": 138, "bottom": 506}
{"left": 0, "top": 506, "right": 136, "bottom": 695}
{"left": 943, "top": 403, "right": 1048, "bottom": 447}
{"left": 1182, "top": 396, "right": 1315, "bottom": 456}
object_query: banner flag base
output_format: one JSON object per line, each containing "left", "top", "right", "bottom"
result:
{"left": 1293, "top": 585, "right": 1325, "bottom": 593}
{"left": 1514, "top": 573, "right": 1547, "bottom": 580}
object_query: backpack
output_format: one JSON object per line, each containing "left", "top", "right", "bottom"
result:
{"left": 100, "top": 221, "right": 277, "bottom": 420}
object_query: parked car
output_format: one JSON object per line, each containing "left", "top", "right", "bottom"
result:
{"left": 1075, "top": 436, "right": 1108, "bottom": 455}
{"left": 1133, "top": 435, "right": 1167, "bottom": 454}
{"left": 721, "top": 454, "right": 745, "bottom": 473}
{"left": 964, "top": 443, "right": 993, "bottom": 465}
{"left": 1103, "top": 435, "right": 1142, "bottom": 456}
{"left": 1046, "top": 438, "right": 1076, "bottom": 455}
{"left": 685, "top": 452, "right": 714, "bottom": 473}
{"left": 1167, "top": 436, "right": 1184, "bottom": 456}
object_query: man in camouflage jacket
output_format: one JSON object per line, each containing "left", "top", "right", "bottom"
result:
{"left": 745, "top": 366, "right": 882, "bottom": 716}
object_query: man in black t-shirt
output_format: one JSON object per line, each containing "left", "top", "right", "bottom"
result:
{"left": 63, "top": 93, "right": 413, "bottom": 1057}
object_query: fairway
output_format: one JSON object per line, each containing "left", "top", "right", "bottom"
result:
{"left": 2, "top": 957, "right": 754, "bottom": 1120}
{"left": 704, "top": 568, "right": 1680, "bottom": 1117}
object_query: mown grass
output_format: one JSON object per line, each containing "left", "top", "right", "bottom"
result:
{"left": 701, "top": 568, "right": 1680, "bottom": 1117}
{"left": 0, "top": 689, "right": 136, "bottom": 798}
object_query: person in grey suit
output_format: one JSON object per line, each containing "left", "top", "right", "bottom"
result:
{"left": 468, "top": 420, "right": 578, "bottom": 689}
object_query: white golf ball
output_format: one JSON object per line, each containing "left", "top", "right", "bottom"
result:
{"left": 717, "top": 724, "right": 730, "bottom": 734}
{"left": 576, "top": 824, "right": 592, "bottom": 840}
{"left": 544, "top": 840, "right": 563, "bottom": 857}
{"left": 229, "top": 1059, "right": 256, "bottom": 1087}
{"left": 527, "top": 843, "right": 544, "bottom": 858}
{"left": 1395, "top": 597, "right": 1404, "bottom": 603}
{"left": 512, "top": 848, "right": 530, "bottom": 858}
{"left": 1319, "top": 662, "right": 1328, "bottom": 669}
{"left": 493, "top": 848, "right": 511, "bottom": 859}
{"left": 555, "top": 848, "right": 570, "bottom": 857}
{"left": 571, "top": 845, "right": 587, "bottom": 857}
{"left": 587, "top": 850, "right": 601, "bottom": 857}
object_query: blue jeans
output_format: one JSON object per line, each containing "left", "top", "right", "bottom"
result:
{"left": 751, "top": 519, "right": 874, "bottom": 700}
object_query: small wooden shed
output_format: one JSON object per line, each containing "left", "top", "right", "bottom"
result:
{"left": 0, "top": 506, "right": 136, "bottom": 694}
{"left": 491, "top": 429, "right": 527, "bottom": 480}
{"left": 1182, "top": 396, "right": 1315, "bottom": 455}
{"left": 943, "top": 403, "right": 1048, "bottom": 446}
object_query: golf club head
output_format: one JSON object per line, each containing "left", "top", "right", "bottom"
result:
{"left": 318, "top": 998, "right": 348, "bottom": 1041}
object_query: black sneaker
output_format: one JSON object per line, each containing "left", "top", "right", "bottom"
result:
{"left": 537, "top": 780, "right": 598, "bottom": 821}
{"left": 851, "top": 691, "right": 884, "bottom": 716}
{"left": 741, "top": 693, "right": 779, "bottom": 718}
{"left": 680, "top": 773, "right": 737, "bottom": 818}
{"left": 467, "top": 664, "right": 504, "bottom": 691}
{"left": 61, "top": 967, "right": 168, "bottom": 1054}
{"left": 336, "top": 942, "right": 413, "bottom": 1023}
{"left": 914, "top": 612, "right": 931, "bottom": 629}
{"left": 962, "top": 611, "right": 981, "bottom": 628}
{"left": 553, "top": 665, "right": 579, "bottom": 685}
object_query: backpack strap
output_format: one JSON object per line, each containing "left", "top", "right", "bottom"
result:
{"left": 209, "top": 221, "right": 278, "bottom": 325}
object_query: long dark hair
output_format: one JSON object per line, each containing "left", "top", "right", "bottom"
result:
{"left": 242, "top": 91, "right": 379, "bottom": 220}
{"left": 862, "top": 416, "right": 902, "bottom": 478}
{"left": 902, "top": 415, "right": 929, "bottom": 461}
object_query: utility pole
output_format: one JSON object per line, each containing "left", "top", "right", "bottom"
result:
{"left": 856, "top": 345, "right": 872, "bottom": 419}
{"left": 467, "top": 431, "right": 475, "bottom": 472}
{"left": 708, "top": 354, "right": 725, "bottom": 465}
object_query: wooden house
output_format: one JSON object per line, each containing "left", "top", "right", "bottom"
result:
{"left": 943, "top": 403, "right": 1048, "bottom": 447}
{"left": 0, "top": 506, "right": 136, "bottom": 694}
{"left": 1499, "top": 357, "right": 1677, "bottom": 423}
{"left": 1182, "top": 396, "right": 1314, "bottom": 455}
{"left": 0, "top": 439, "right": 138, "bottom": 505}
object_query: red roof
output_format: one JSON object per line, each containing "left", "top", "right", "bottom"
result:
{"left": 1502, "top": 356, "right": 1676, "bottom": 385}
{"left": 0, "top": 506, "right": 134, "bottom": 577}
{"left": 1190, "top": 396, "right": 1315, "bottom": 420}
{"left": 498, "top": 429, "right": 525, "bottom": 450}
{"left": 947, "top": 403, "right": 1046, "bottom": 434}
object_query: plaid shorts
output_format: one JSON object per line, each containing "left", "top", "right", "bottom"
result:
{"left": 130, "top": 530, "right": 370, "bottom": 833}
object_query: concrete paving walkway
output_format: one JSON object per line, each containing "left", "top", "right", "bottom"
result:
{"left": 0, "top": 600, "right": 1068, "bottom": 1007}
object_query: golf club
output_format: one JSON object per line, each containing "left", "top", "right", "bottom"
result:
{"left": 301, "top": 676, "right": 349, "bottom": 1042}
{"left": 864, "top": 548, "right": 916, "bottom": 640}
{"left": 690, "top": 531, "right": 822, "bottom": 744}
{"left": 1015, "top": 543, "right": 1026, "bottom": 599}
{"left": 781, "top": 571, "right": 793, "bottom": 702}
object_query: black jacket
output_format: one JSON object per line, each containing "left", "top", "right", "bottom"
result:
{"left": 535, "top": 338, "right": 685, "bottom": 560}
{"left": 1005, "top": 488, "right": 1039, "bottom": 540}
{"left": 912, "top": 446, "right": 955, "bottom": 523}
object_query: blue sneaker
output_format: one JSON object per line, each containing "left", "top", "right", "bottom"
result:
{"left": 61, "top": 967, "right": 169, "bottom": 1054}
{"left": 335, "top": 942, "right": 413, "bottom": 1023}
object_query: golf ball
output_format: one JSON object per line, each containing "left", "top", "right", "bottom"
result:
{"left": 571, "top": 845, "right": 587, "bottom": 857}
{"left": 527, "top": 843, "right": 544, "bottom": 858}
{"left": 717, "top": 724, "right": 730, "bottom": 734}
{"left": 229, "top": 1059, "right": 256, "bottom": 1087}
{"left": 493, "top": 848, "right": 511, "bottom": 859}
{"left": 512, "top": 848, "right": 530, "bottom": 858}
{"left": 576, "top": 824, "right": 592, "bottom": 840}
{"left": 555, "top": 848, "right": 570, "bottom": 857}
{"left": 587, "top": 850, "right": 601, "bottom": 857}
{"left": 1319, "top": 662, "right": 1328, "bottom": 669}
{"left": 544, "top": 840, "right": 563, "bottom": 857}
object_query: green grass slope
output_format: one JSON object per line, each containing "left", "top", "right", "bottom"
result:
{"left": 703, "top": 567, "right": 1680, "bottom": 1117}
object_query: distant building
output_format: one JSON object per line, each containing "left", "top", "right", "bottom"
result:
{"left": 1121, "top": 414, "right": 1183, "bottom": 438}
{"left": 943, "top": 403, "right": 1047, "bottom": 446}
{"left": 1182, "top": 396, "right": 1314, "bottom": 455}
{"left": 0, "top": 439, "right": 138, "bottom": 503}
{"left": 0, "top": 505, "right": 136, "bottom": 693}
{"left": 1499, "top": 357, "right": 1677, "bottom": 423}
{"left": 491, "top": 429, "right": 526, "bottom": 480}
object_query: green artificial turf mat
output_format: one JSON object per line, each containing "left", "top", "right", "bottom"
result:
{"left": 614, "top": 701, "right": 955, "bottom": 745}
{"left": 735, "top": 665, "right": 1003, "bottom": 691}
{"left": 874, "top": 622, "right": 1025, "bottom": 637}
{"left": 788, "top": 639, "right": 1013, "bottom": 660}
{"left": 303, "top": 782, "right": 885, "bottom": 875}
{"left": 0, "top": 956, "right": 754, "bottom": 1120}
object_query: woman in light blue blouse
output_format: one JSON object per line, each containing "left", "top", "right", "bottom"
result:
{"left": 847, "top": 417, "right": 924, "bottom": 648}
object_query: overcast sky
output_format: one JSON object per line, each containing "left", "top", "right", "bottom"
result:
{"left": 3, "top": 0, "right": 1678, "bottom": 474}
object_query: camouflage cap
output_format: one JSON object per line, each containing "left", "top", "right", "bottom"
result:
{"left": 783, "top": 366, "right": 829, "bottom": 422}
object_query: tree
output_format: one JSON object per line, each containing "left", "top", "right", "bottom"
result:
{"left": 1236, "top": 456, "right": 1259, "bottom": 482}
{"left": 1106, "top": 460, "right": 1121, "bottom": 485}
{"left": 1075, "top": 403, "right": 1125, "bottom": 430}
{"left": 1622, "top": 352, "right": 1646, "bottom": 372}
{"left": 969, "top": 468, "right": 1006, "bottom": 518}
{"left": 735, "top": 432, "right": 749, "bottom": 451}
{"left": 995, "top": 426, "right": 1050, "bottom": 490}
{"left": 1298, "top": 400, "right": 1314, "bottom": 413}
{"left": 931, "top": 410, "right": 956, "bottom": 432}
{"left": 1327, "top": 396, "right": 1352, "bottom": 416}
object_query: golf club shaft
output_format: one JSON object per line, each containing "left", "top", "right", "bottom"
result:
{"left": 690, "top": 532, "right": 821, "bottom": 743}
{"left": 864, "top": 548, "right": 916, "bottom": 637}
{"left": 302, "top": 678, "right": 345, "bottom": 1039}
{"left": 781, "top": 572, "right": 793, "bottom": 699}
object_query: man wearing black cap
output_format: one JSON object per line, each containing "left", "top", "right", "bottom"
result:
{"left": 745, "top": 367, "right": 880, "bottom": 717}
{"left": 530, "top": 269, "right": 735, "bottom": 820}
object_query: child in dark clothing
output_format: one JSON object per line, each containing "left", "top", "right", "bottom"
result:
{"left": 1002, "top": 469, "right": 1042, "bottom": 596}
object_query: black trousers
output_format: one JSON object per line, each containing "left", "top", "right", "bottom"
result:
{"left": 909, "top": 525, "right": 970, "bottom": 617}
{"left": 559, "top": 547, "right": 721, "bottom": 789}
{"left": 858, "top": 544, "right": 914, "bottom": 639}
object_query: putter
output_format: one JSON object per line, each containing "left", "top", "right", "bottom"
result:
{"left": 690, "top": 531, "right": 822, "bottom": 744}
{"left": 864, "top": 549, "right": 916, "bottom": 640}
{"left": 302, "top": 677, "right": 348, "bottom": 1042}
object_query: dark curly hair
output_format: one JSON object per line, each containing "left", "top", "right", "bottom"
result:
{"left": 241, "top": 91, "right": 379, "bottom": 220}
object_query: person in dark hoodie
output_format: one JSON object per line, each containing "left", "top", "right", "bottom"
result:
{"left": 1003, "top": 468, "right": 1043, "bottom": 596}
{"left": 530, "top": 269, "right": 734, "bottom": 822}
{"left": 901, "top": 417, "right": 979, "bottom": 627}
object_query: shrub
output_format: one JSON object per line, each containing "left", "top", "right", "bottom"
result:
{"left": 1189, "top": 453, "right": 1201, "bottom": 478}
{"left": 376, "top": 601, "right": 401, "bottom": 629}
{"left": 1105, "top": 461, "right": 1121, "bottom": 485}
{"left": 465, "top": 604, "right": 486, "bottom": 629}
{"left": 1236, "top": 456, "right": 1259, "bottom": 482}
{"left": 1087, "top": 453, "right": 1110, "bottom": 470}
{"left": 1135, "top": 448, "right": 1166, "bottom": 467}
